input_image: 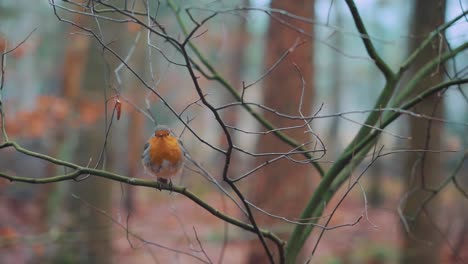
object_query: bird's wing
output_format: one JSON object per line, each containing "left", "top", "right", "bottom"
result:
{"left": 142, "top": 142, "right": 150, "bottom": 159}
{"left": 178, "top": 140, "right": 188, "bottom": 157}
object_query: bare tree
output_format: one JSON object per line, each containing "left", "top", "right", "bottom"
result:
{"left": 247, "top": 0, "right": 316, "bottom": 263}
{"left": 0, "top": 1, "right": 467, "bottom": 263}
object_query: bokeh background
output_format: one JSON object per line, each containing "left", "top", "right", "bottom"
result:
{"left": 0, "top": 0, "right": 467, "bottom": 263}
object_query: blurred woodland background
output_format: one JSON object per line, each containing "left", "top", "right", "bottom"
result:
{"left": 0, "top": 0, "right": 467, "bottom": 263}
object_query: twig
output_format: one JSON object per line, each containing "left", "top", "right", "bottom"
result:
{"left": 193, "top": 227, "right": 214, "bottom": 264}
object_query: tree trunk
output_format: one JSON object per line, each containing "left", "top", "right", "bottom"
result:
{"left": 247, "top": 1, "right": 315, "bottom": 263}
{"left": 401, "top": 1, "right": 446, "bottom": 263}
{"left": 52, "top": 12, "right": 112, "bottom": 264}
{"left": 67, "top": 50, "right": 112, "bottom": 264}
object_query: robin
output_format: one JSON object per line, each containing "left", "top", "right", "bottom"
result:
{"left": 142, "top": 125, "right": 184, "bottom": 186}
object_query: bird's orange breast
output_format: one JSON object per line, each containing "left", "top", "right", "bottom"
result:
{"left": 148, "top": 135, "right": 183, "bottom": 166}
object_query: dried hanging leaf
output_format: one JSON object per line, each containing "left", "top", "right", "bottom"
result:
{"left": 116, "top": 98, "right": 122, "bottom": 120}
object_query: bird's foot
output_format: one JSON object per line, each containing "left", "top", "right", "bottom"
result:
{"left": 156, "top": 178, "right": 167, "bottom": 191}
{"left": 168, "top": 180, "right": 173, "bottom": 194}
{"left": 156, "top": 178, "right": 173, "bottom": 193}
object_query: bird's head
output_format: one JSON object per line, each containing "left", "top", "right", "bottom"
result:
{"left": 154, "top": 125, "right": 171, "bottom": 138}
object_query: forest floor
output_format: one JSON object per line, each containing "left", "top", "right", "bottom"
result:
{"left": 1, "top": 175, "right": 467, "bottom": 263}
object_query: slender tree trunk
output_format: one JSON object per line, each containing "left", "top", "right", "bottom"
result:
{"left": 125, "top": 21, "right": 146, "bottom": 212}
{"left": 53, "top": 11, "right": 112, "bottom": 264}
{"left": 401, "top": 1, "right": 446, "bottom": 263}
{"left": 247, "top": 1, "right": 315, "bottom": 263}
{"left": 51, "top": 12, "right": 96, "bottom": 263}
{"left": 327, "top": 1, "right": 343, "bottom": 157}
{"left": 70, "top": 46, "right": 112, "bottom": 264}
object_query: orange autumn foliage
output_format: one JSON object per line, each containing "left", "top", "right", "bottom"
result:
{"left": 77, "top": 99, "right": 102, "bottom": 125}
{"left": 5, "top": 95, "right": 103, "bottom": 138}
{"left": 0, "top": 226, "right": 18, "bottom": 247}
{"left": 127, "top": 22, "right": 142, "bottom": 33}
